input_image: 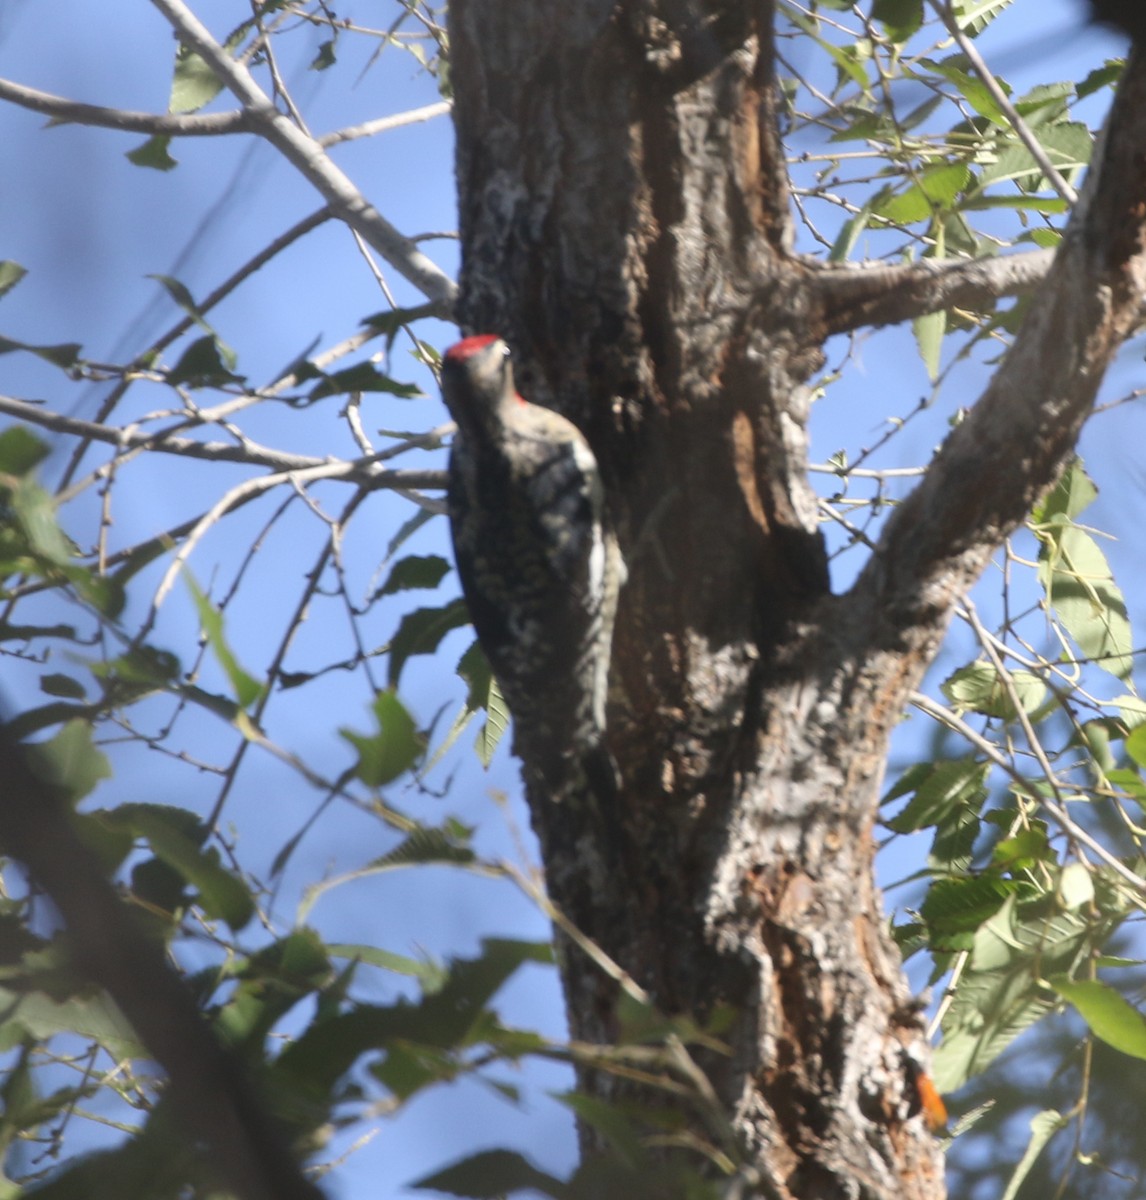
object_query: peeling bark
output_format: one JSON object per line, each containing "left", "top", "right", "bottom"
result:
{"left": 448, "top": 3, "right": 1146, "bottom": 1195}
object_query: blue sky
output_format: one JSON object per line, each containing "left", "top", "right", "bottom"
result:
{"left": 0, "top": 1, "right": 1139, "bottom": 1195}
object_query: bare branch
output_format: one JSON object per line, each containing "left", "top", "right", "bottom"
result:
{"left": 809, "top": 247, "right": 1055, "bottom": 335}
{"left": 0, "top": 74, "right": 251, "bottom": 135}
{"left": 320, "top": 100, "right": 452, "bottom": 148}
{"left": 148, "top": 0, "right": 457, "bottom": 312}
{"left": 0, "top": 393, "right": 446, "bottom": 490}
{"left": 926, "top": 0, "right": 1078, "bottom": 205}
{"left": 854, "top": 51, "right": 1146, "bottom": 637}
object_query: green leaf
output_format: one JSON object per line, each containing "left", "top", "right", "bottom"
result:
{"left": 871, "top": 0, "right": 923, "bottom": 42}
{"left": 1033, "top": 459, "right": 1097, "bottom": 523}
{"left": 828, "top": 204, "right": 871, "bottom": 262}
{"left": 108, "top": 804, "right": 254, "bottom": 931}
{"left": 376, "top": 555, "right": 451, "bottom": 597}
{"left": 913, "top": 308, "right": 945, "bottom": 381}
{"left": 921, "top": 875, "right": 1019, "bottom": 942}
{"left": 302, "top": 360, "right": 421, "bottom": 402}
{"left": 980, "top": 121, "right": 1091, "bottom": 189}
{"left": 953, "top": 0, "right": 1015, "bottom": 36}
{"left": 1000, "top": 1110, "right": 1069, "bottom": 1200}
{"left": 932, "top": 895, "right": 1092, "bottom": 1092}
{"left": 0, "top": 986, "right": 144, "bottom": 1061}
{"left": 39, "top": 674, "right": 86, "bottom": 700}
{"left": 1076, "top": 61, "right": 1123, "bottom": 100}
{"left": 1037, "top": 515, "right": 1133, "bottom": 680}
{"left": 476, "top": 674, "right": 510, "bottom": 769}
{"left": 0, "top": 426, "right": 49, "bottom": 476}
{"left": 341, "top": 690, "right": 423, "bottom": 787}
{"left": 921, "top": 61, "right": 1007, "bottom": 125}
{"left": 1056, "top": 863, "right": 1094, "bottom": 910}
{"left": 166, "top": 335, "right": 243, "bottom": 388}
{"left": 0, "top": 336, "right": 82, "bottom": 370}
{"left": 877, "top": 162, "right": 971, "bottom": 227}
{"left": 411, "top": 1149, "right": 565, "bottom": 1198}
{"left": 25, "top": 721, "right": 111, "bottom": 803}
{"left": 941, "top": 661, "right": 1047, "bottom": 719}
{"left": 275, "top": 939, "right": 551, "bottom": 1098}
{"left": 185, "top": 576, "right": 265, "bottom": 709}
{"left": 1047, "top": 976, "right": 1146, "bottom": 1059}
{"left": 887, "top": 758, "right": 989, "bottom": 833}
{"left": 169, "top": 41, "right": 224, "bottom": 114}
{"left": 387, "top": 598, "right": 471, "bottom": 689}
{"left": 310, "top": 39, "right": 337, "bottom": 71}
{"left": 0, "top": 261, "right": 27, "bottom": 301}
{"left": 326, "top": 943, "right": 449, "bottom": 988}
{"left": 362, "top": 824, "right": 477, "bottom": 873}
{"left": 126, "top": 135, "right": 178, "bottom": 171}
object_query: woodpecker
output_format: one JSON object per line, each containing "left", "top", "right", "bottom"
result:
{"left": 439, "top": 334, "right": 626, "bottom": 807}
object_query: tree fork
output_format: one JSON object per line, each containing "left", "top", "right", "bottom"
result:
{"left": 449, "top": 2, "right": 1146, "bottom": 1195}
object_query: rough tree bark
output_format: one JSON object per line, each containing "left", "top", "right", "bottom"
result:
{"left": 448, "top": 4, "right": 1146, "bottom": 1197}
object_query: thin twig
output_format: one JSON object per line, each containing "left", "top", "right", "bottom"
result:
{"left": 926, "top": 0, "right": 1078, "bottom": 205}
{"left": 149, "top": 0, "right": 456, "bottom": 310}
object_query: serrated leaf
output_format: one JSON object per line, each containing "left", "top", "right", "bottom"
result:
{"left": 923, "top": 62, "right": 1007, "bottom": 125}
{"left": 888, "top": 758, "right": 989, "bottom": 833}
{"left": 933, "top": 895, "right": 1091, "bottom": 1092}
{"left": 185, "top": 576, "right": 265, "bottom": 708}
{"left": 921, "top": 875, "right": 1018, "bottom": 940}
{"left": 341, "top": 690, "right": 422, "bottom": 787}
{"left": 980, "top": 121, "right": 1091, "bottom": 189}
{"left": 1077, "top": 60, "right": 1123, "bottom": 100}
{"left": 475, "top": 674, "right": 510, "bottom": 768}
{"left": 170, "top": 42, "right": 224, "bottom": 114}
{"left": 953, "top": 0, "right": 1015, "bottom": 36}
{"left": 1047, "top": 976, "right": 1146, "bottom": 1059}
{"left": 363, "top": 825, "right": 476, "bottom": 873}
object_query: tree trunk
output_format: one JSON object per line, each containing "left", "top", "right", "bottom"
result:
{"left": 448, "top": 3, "right": 1146, "bottom": 1196}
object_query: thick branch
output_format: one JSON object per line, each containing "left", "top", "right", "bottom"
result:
{"left": 856, "top": 49, "right": 1146, "bottom": 626}
{"left": 148, "top": 0, "right": 456, "bottom": 311}
{"left": 809, "top": 247, "right": 1054, "bottom": 336}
